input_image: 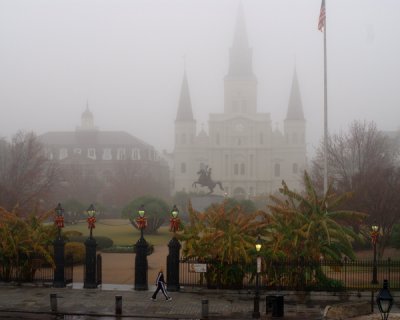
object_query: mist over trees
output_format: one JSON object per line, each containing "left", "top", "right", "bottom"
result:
{"left": 311, "top": 120, "right": 400, "bottom": 257}
{"left": 0, "top": 131, "right": 59, "bottom": 213}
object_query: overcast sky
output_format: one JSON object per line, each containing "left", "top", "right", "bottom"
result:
{"left": 1, "top": 0, "right": 399, "bottom": 158}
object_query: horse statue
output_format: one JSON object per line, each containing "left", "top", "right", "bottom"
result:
{"left": 192, "top": 166, "right": 224, "bottom": 194}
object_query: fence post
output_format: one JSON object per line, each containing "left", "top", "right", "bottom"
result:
{"left": 115, "top": 295, "right": 122, "bottom": 315}
{"left": 53, "top": 237, "right": 65, "bottom": 288}
{"left": 201, "top": 299, "right": 209, "bottom": 319}
{"left": 84, "top": 237, "right": 98, "bottom": 289}
{"left": 97, "top": 254, "right": 102, "bottom": 286}
{"left": 50, "top": 293, "right": 57, "bottom": 312}
{"left": 167, "top": 236, "right": 181, "bottom": 292}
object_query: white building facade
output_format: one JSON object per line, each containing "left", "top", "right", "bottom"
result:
{"left": 173, "top": 5, "right": 307, "bottom": 198}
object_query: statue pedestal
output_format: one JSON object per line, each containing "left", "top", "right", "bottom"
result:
{"left": 190, "top": 195, "right": 225, "bottom": 212}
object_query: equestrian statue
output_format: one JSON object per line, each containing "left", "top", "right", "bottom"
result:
{"left": 192, "top": 166, "right": 224, "bottom": 194}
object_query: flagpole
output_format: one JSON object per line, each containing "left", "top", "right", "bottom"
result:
{"left": 323, "top": 0, "right": 328, "bottom": 195}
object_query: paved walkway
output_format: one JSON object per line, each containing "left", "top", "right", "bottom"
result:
{"left": 0, "top": 283, "right": 399, "bottom": 319}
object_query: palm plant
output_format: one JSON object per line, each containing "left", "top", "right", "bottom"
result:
{"left": 266, "top": 171, "right": 366, "bottom": 289}
{"left": 179, "top": 201, "right": 269, "bottom": 288}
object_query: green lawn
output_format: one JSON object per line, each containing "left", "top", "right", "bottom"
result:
{"left": 63, "top": 219, "right": 173, "bottom": 246}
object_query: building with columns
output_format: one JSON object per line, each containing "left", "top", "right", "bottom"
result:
{"left": 173, "top": 5, "right": 307, "bottom": 198}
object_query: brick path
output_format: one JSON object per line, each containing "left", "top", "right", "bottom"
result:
{"left": 1, "top": 284, "right": 399, "bottom": 319}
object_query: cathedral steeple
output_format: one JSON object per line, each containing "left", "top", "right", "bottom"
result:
{"left": 227, "top": 3, "right": 254, "bottom": 77}
{"left": 176, "top": 69, "right": 194, "bottom": 122}
{"left": 285, "top": 69, "right": 305, "bottom": 120}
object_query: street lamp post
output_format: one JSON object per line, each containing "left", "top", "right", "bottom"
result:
{"left": 84, "top": 204, "right": 98, "bottom": 289}
{"left": 371, "top": 223, "right": 379, "bottom": 285}
{"left": 135, "top": 204, "right": 148, "bottom": 290}
{"left": 167, "top": 205, "right": 181, "bottom": 292}
{"left": 53, "top": 203, "right": 65, "bottom": 287}
{"left": 376, "top": 279, "right": 394, "bottom": 320}
{"left": 253, "top": 235, "right": 262, "bottom": 319}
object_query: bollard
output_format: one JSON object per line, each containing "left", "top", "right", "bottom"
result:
{"left": 50, "top": 293, "right": 57, "bottom": 312}
{"left": 201, "top": 299, "right": 209, "bottom": 319}
{"left": 115, "top": 295, "right": 122, "bottom": 315}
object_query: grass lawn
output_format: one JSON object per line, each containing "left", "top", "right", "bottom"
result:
{"left": 63, "top": 219, "right": 173, "bottom": 246}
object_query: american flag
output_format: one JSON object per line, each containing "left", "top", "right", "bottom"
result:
{"left": 318, "top": 0, "right": 326, "bottom": 32}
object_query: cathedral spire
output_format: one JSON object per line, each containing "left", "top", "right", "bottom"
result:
{"left": 227, "top": 3, "right": 253, "bottom": 77}
{"left": 176, "top": 68, "right": 194, "bottom": 121}
{"left": 285, "top": 68, "right": 305, "bottom": 120}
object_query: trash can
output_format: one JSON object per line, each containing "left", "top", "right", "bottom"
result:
{"left": 266, "top": 294, "right": 284, "bottom": 317}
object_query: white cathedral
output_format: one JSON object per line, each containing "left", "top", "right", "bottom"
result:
{"left": 173, "top": 5, "right": 307, "bottom": 198}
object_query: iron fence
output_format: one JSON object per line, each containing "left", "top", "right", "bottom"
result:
{"left": 0, "top": 254, "right": 73, "bottom": 285}
{"left": 179, "top": 257, "right": 400, "bottom": 291}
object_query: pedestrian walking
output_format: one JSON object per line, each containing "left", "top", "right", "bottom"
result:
{"left": 151, "top": 267, "right": 172, "bottom": 301}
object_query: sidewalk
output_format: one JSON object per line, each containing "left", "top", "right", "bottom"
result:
{"left": 0, "top": 283, "right": 398, "bottom": 319}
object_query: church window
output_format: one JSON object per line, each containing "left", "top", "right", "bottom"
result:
{"left": 88, "top": 148, "right": 96, "bottom": 160}
{"left": 132, "top": 148, "right": 141, "bottom": 160}
{"left": 181, "top": 162, "right": 186, "bottom": 174}
{"left": 234, "top": 163, "right": 239, "bottom": 175}
{"left": 240, "top": 163, "right": 245, "bottom": 175}
{"left": 103, "top": 148, "right": 112, "bottom": 160}
{"left": 181, "top": 134, "right": 186, "bottom": 144}
{"left": 216, "top": 133, "right": 220, "bottom": 145}
{"left": 259, "top": 133, "right": 264, "bottom": 145}
{"left": 117, "top": 148, "right": 126, "bottom": 160}
{"left": 250, "top": 155, "right": 254, "bottom": 176}
{"left": 73, "top": 148, "right": 82, "bottom": 155}
{"left": 238, "top": 138, "right": 241, "bottom": 146}
{"left": 293, "top": 163, "right": 298, "bottom": 174}
{"left": 59, "top": 148, "right": 68, "bottom": 160}
{"left": 224, "top": 155, "right": 229, "bottom": 176}
{"left": 274, "top": 163, "right": 280, "bottom": 177}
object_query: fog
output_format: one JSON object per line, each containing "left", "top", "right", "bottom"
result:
{"left": 1, "top": 0, "right": 399, "bottom": 158}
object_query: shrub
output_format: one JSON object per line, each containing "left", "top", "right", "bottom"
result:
{"left": 122, "top": 196, "right": 169, "bottom": 234}
{"left": 66, "top": 235, "right": 114, "bottom": 250}
{"left": 102, "top": 245, "right": 134, "bottom": 253}
{"left": 95, "top": 236, "right": 114, "bottom": 250}
{"left": 65, "top": 242, "right": 85, "bottom": 265}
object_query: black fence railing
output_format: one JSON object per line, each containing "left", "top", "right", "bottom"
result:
{"left": 0, "top": 253, "right": 73, "bottom": 285}
{"left": 96, "top": 254, "right": 102, "bottom": 286}
{"left": 179, "top": 257, "right": 400, "bottom": 291}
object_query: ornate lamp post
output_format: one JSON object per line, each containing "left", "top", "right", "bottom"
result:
{"left": 135, "top": 204, "right": 149, "bottom": 290}
{"left": 253, "top": 235, "right": 262, "bottom": 319}
{"left": 376, "top": 279, "right": 393, "bottom": 320}
{"left": 371, "top": 222, "right": 379, "bottom": 284}
{"left": 53, "top": 203, "right": 65, "bottom": 287}
{"left": 167, "top": 205, "right": 182, "bottom": 292}
{"left": 84, "top": 204, "right": 98, "bottom": 289}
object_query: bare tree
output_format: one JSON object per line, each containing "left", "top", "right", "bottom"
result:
{"left": 311, "top": 121, "right": 400, "bottom": 257}
{"left": 0, "top": 131, "right": 59, "bottom": 213}
{"left": 108, "top": 159, "right": 169, "bottom": 209}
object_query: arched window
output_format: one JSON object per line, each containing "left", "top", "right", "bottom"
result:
{"left": 240, "top": 163, "right": 245, "bottom": 175}
{"left": 234, "top": 163, "right": 239, "bottom": 175}
{"left": 292, "top": 163, "right": 298, "bottom": 174}
{"left": 181, "top": 162, "right": 186, "bottom": 173}
{"left": 274, "top": 163, "right": 280, "bottom": 177}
